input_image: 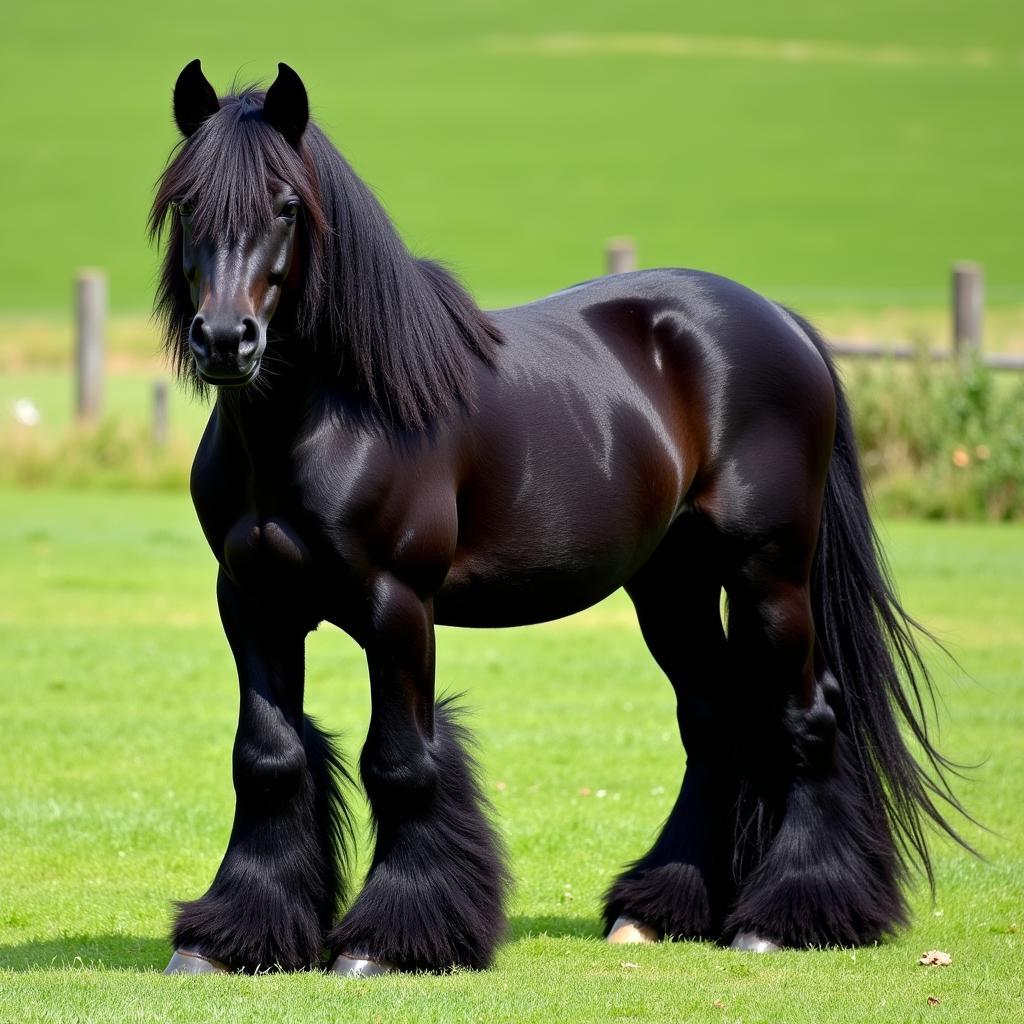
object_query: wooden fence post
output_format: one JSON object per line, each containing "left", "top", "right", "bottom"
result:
{"left": 75, "top": 270, "right": 106, "bottom": 421}
{"left": 153, "top": 380, "right": 169, "bottom": 448}
{"left": 952, "top": 261, "right": 983, "bottom": 362}
{"left": 606, "top": 238, "right": 637, "bottom": 276}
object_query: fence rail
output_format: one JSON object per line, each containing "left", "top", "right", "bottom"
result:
{"left": 602, "top": 240, "right": 1023, "bottom": 371}
{"left": 827, "top": 340, "right": 1024, "bottom": 371}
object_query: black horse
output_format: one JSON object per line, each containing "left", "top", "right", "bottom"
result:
{"left": 151, "top": 60, "right": 966, "bottom": 976}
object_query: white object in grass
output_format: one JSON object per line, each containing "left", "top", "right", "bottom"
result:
{"left": 13, "top": 398, "right": 41, "bottom": 426}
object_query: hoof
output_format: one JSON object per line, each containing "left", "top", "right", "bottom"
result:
{"left": 329, "top": 953, "right": 398, "bottom": 977}
{"left": 730, "top": 931, "right": 781, "bottom": 953}
{"left": 606, "top": 916, "right": 659, "bottom": 944}
{"left": 164, "top": 948, "right": 230, "bottom": 974}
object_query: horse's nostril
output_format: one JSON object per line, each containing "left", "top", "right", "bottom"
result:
{"left": 188, "top": 316, "right": 211, "bottom": 362}
{"left": 238, "top": 317, "right": 260, "bottom": 358}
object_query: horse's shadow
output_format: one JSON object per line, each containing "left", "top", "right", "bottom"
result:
{"left": 0, "top": 917, "right": 598, "bottom": 972}
{"left": 0, "top": 934, "right": 171, "bottom": 972}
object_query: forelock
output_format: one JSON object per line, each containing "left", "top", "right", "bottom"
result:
{"left": 150, "top": 88, "right": 322, "bottom": 245}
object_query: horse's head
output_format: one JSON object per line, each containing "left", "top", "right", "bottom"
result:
{"left": 152, "top": 61, "right": 501, "bottom": 424}
{"left": 152, "top": 60, "right": 321, "bottom": 388}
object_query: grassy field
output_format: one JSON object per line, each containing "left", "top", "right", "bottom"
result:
{"left": 0, "top": 490, "right": 1021, "bottom": 1022}
{"left": 2, "top": 7, "right": 1020, "bottom": 1018}
{"left": 2, "top": 1, "right": 1023, "bottom": 314}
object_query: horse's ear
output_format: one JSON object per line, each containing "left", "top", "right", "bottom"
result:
{"left": 263, "top": 63, "right": 309, "bottom": 147}
{"left": 173, "top": 59, "right": 220, "bottom": 138}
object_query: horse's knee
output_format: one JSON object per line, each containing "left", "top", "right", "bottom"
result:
{"left": 233, "top": 716, "right": 308, "bottom": 805}
{"left": 360, "top": 733, "right": 438, "bottom": 809}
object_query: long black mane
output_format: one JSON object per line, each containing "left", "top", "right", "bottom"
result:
{"left": 150, "top": 87, "right": 502, "bottom": 430}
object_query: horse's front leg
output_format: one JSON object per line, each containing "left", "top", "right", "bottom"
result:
{"left": 165, "top": 569, "right": 350, "bottom": 974}
{"left": 328, "top": 574, "right": 510, "bottom": 975}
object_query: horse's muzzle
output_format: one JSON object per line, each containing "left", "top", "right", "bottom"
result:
{"left": 188, "top": 313, "right": 264, "bottom": 385}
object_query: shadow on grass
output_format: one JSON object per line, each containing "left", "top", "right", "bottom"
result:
{"left": 0, "top": 920, "right": 598, "bottom": 973}
{"left": 508, "top": 914, "right": 603, "bottom": 941}
{"left": 0, "top": 934, "right": 171, "bottom": 972}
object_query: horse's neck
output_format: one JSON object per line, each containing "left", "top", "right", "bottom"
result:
{"left": 215, "top": 373, "right": 315, "bottom": 459}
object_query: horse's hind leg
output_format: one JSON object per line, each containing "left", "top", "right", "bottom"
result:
{"left": 604, "top": 521, "right": 738, "bottom": 942}
{"left": 709, "top": 456, "right": 903, "bottom": 948}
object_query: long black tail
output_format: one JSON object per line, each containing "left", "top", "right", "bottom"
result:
{"left": 792, "top": 310, "right": 973, "bottom": 887}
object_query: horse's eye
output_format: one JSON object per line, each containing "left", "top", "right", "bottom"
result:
{"left": 280, "top": 200, "right": 300, "bottom": 221}
{"left": 177, "top": 199, "right": 195, "bottom": 220}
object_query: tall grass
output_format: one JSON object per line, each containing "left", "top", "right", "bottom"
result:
{"left": 2, "top": 418, "right": 190, "bottom": 490}
{"left": 2, "top": 357, "right": 1022, "bottom": 519}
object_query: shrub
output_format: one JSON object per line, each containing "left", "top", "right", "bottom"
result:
{"left": 847, "top": 356, "right": 1024, "bottom": 520}
{"left": 1, "top": 417, "right": 191, "bottom": 491}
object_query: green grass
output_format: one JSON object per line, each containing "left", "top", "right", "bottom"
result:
{"left": 1, "top": 1, "right": 1023, "bottom": 314}
{"left": 0, "top": 490, "right": 1021, "bottom": 1022}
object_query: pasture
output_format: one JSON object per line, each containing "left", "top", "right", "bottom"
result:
{"left": 0, "top": 490, "right": 1020, "bottom": 1022}
{"left": 1, "top": 1, "right": 1023, "bottom": 314}
{"left": 2, "top": 1, "right": 1022, "bottom": 1020}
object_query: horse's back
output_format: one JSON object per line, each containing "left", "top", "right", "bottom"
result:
{"left": 487, "top": 268, "right": 836, "bottom": 481}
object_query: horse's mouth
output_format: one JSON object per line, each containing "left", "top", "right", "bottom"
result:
{"left": 197, "top": 361, "right": 262, "bottom": 388}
